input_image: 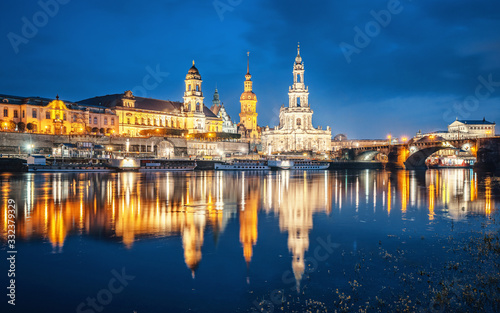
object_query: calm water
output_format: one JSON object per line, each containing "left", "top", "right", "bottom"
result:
{"left": 0, "top": 169, "right": 499, "bottom": 312}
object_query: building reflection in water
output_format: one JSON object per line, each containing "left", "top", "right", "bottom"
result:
{"left": 0, "top": 169, "right": 496, "bottom": 285}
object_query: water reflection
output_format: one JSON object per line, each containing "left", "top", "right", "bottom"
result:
{"left": 0, "top": 169, "right": 496, "bottom": 288}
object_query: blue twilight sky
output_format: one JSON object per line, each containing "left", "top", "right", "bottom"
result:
{"left": 1, "top": 0, "right": 499, "bottom": 139}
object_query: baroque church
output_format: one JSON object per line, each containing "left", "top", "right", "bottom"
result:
{"left": 261, "top": 45, "right": 331, "bottom": 153}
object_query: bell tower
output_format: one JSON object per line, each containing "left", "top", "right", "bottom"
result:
{"left": 239, "top": 52, "right": 259, "bottom": 139}
{"left": 288, "top": 44, "right": 309, "bottom": 108}
{"left": 183, "top": 60, "right": 204, "bottom": 113}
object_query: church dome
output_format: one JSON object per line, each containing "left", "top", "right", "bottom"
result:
{"left": 240, "top": 91, "right": 257, "bottom": 101}
{"left": 186, "top": 60, "right": 201, "bottom": 80}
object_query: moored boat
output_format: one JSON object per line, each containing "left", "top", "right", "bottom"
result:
{"left": 28, "top": 164, "right": 114, "bottom": 173}
{"left": 138, "top": 159, "right": 197, "bottom": 171}
{"left": 214, "top": 159, "right": 270, "bottom": 170}
{"left": 268, "top": 159, "right": 329, "bottom": 170}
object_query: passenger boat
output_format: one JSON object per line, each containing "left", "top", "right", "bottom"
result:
{"left": 28, "top": 164, "right": 114, "bottom": 173}
{"left": 138, "top": 159, "right": 197, "bottom": 171}
{"left": 268, "top": 159, "right": 329, "bottom": 170}
{"left": 214, "top": 159, "right": 270, "bottom": 170}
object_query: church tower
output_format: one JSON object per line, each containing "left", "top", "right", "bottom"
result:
{"left": 288, "top": 44, "right": 309, "bottom": 108}
{"left": 183, "top": 60, "right": 205, "bottom": 132}
{"left": 239, "top": 52, "right": 259, "bottom": 140}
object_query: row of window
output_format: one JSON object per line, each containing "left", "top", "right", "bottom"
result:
{"left": 126, "top": 117, "right": 180, "bottom": 127}
{"left": 469, "top": 126, "right": 493, "bottom": 130}
{"left": 3, "top": 107, "right": 115, "bottom": 126}
{"left": 88, "top": 116, "right": 114, "bottom": 125}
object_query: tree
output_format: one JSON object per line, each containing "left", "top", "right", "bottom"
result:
{"left": 99, "top": 128, "right": 105, "bottom": 134}
{"left": 91, "top": 127, "right": 99, "bottom": 133}
{"left": 85, "top": 126, "right": 92, "bottom": 133}
{"left": 7, "top": 121, "right": 16, "bottom": 131}
{"left": 26, "top": 123, "right": 34, "bottom": 132}
{"left": 106, "top": 128, "right": 113, "bottom": 134}
{"left": 17, "top": 122, "right": 25, "bottom": 132}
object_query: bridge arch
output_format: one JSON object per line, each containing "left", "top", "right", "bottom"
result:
{"left": 355, "top": 150, "right": 381, "bottom": 161}
{"left": 405, "top": 146, "right": 451, "bottom": 169}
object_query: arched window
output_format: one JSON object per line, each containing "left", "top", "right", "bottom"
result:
{"left": 104, "top": 118, "right": 108, "bottom": 125}
{"left": 297, "top": 118, "right": 302, "bottom": 128}
{"left": 188, "top": 103, "right": 191, "bottom": 111}
{"left": 196, "top": 85, "right": 199, "bottom": 91}
{"left": 297, "top": 74, "right": 301, "bottom": 83}
{"left": 196, "top": 102, "right": 200, "bottom": 112}
{"left": 188, "top": 85, "right": 191, "bottom": 91}
{"left": 297, "top": 97, "right": 301, "bottom": 107}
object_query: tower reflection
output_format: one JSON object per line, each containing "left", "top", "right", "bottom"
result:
{"left": 0, "top": 169, "right": 495, "bottom": 283}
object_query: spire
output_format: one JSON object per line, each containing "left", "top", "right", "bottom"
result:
{"left": 245, "top": 52, "right": 252, "bottom": 82}
{"left": 295, "top": 43, "right": 302, "bottom": 64}
{"left": 56, "top": 94, "right": 59, "bottom": 100}
{"left": 247, "top": 51, "right": 250, "bottom": 74}
{"left": 212, "top": 87, "right": 220, "bottom": 106}
{"left": 192, "top": 60, "right": 195, "bottom": 66}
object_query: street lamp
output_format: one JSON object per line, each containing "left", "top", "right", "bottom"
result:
{"left": 387, "top": 134, "right": 392, "bottom": 145}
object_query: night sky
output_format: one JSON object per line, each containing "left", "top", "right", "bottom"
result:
{"left": 1, "top": 0, "right": 499, "bottom": 139}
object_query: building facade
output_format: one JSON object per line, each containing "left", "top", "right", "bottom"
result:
{"left": 261, "top": 46, "right": 331, "bottom": 153}
{"left": 413, "top": 118, "right": 496, "bottom": 141}
{"left": 77, "top": 62, "right": 222, "bottom": 137}
{"left": 238, "top": 52, "right": 260, "bottom": 142}
{"left": 447, "top": 118, "right": 495, "bottom": 139}
{"left": 210, "top": 88, "right": 237, "bottom": 134}
{"left": 0, "top": 94, "right": 118, "bottom": 135}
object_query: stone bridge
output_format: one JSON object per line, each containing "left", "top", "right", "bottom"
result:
{"left": 342, "top": 137, "right": 500, "bottom": 170}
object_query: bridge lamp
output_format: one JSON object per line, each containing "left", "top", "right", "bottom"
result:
{"left": 401, "top": 137, "right": 408, "bottom": 143}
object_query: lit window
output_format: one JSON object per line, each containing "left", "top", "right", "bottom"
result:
{"left": 3, "top": 108, "right": 8, "bottom": 117}
{"left": 13, "top": 110, "right": 18, "bottom": 118}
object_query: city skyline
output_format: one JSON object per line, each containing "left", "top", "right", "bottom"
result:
{"left": 1, "top": 0, "right": 499, "bottom": 138}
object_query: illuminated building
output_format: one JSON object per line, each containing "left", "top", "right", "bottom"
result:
{"left": 238, "top": 52, "right": 260, "bottom": 142}
{"left": 78, "top": 62, "right": 222, "bottom": 137}
{"left": 0, "top": 94, "right": 118, "bottom": 134}
{"left": 261, "top": 45, "right": 332, "bottom": 153}
{"left": 414, "top": 118, "right": 496, "bottom": 141}
{"left": 447, "top": 118, "right": 496, "bottom": 139}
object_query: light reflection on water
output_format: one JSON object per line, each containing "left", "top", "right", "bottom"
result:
{"left": 0, "top": 169, "right": 497, "bottom": 312}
